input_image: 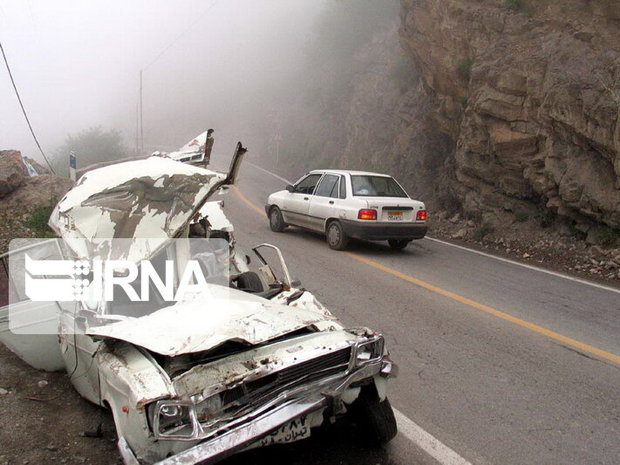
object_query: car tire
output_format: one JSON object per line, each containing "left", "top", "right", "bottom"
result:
{"left": 269, "top": 206, "right": 287, "bottom": 232}
{"left": 235, "top": 271, "right": 265, "bottom": 293}
{"left": 357, "top": 395, "right": 398, "bottom": 445}
{"left": 326, "top": 221, "right": 349, "bottom": 250}
{"left": 388, "top": 239, "right": 410, "bottom": 250}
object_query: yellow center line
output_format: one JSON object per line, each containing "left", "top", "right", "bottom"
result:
{"left": 233, "top": 186, "right": 265, "bottom": 216}
{"left": 232, "top": 185, "right": 620, "bottom": 365}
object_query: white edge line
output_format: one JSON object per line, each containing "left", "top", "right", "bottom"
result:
{"left": 249, "top": 163, "right": 620, "bottom": 296}
{"left": 246, "top": 161, "right": 293, "bottom": 185}
{"left": 393, "top": 409, "right": 473, "bottom": 465}
{"left": 425, "top": 237, "right": 620, "bottom": 295}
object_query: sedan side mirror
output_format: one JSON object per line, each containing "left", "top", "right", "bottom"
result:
{"left": 286, "top": 184, "right": 295, "bottom": 193}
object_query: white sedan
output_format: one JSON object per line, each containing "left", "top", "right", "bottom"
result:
{"left": 266, "top": 169, "right": 427, "bottom": 250}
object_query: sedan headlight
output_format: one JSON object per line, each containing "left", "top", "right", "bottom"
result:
{"left": 355, "top": 336, "right": 384, "bottom": 366}
{"left": 150, "top": 400, "right": 194, "bottom": 438}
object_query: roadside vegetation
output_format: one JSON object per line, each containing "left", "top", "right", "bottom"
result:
{"left": 26, "top": 205, "right": 56, "bottom": 238}
{"left": 52, "top": 126, "right": 127, "bottom": 176}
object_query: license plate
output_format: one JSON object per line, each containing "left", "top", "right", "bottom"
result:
{"left": 258, "top": 416, "right": 311, "bottom": 447}
{"left": 387, "top": 211, "right": 403, "bottom": 221}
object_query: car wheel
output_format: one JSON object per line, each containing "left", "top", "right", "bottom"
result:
{"left": 235, "top": 271, "right": 265, "bottom": 293}
{"left": 388, "top": 239, "right": 410, "bottom": 250}
{"left": 357, "top": 395, "right": 398, "bottom": 445}
{"left": 326, "top": 221, "right": 349, "bottom": 250}
{"left": 269, "top": 207, "right": 286, "bottom": 232}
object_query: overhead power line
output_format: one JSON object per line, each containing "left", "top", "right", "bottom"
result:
{"left": 138, "top": 0, "right": 218, "bottom": 153}
{"left": 0, "top": 39, "right": 55, "bottom": 174}
{"left": 142, "top": 0, "right": 218, "bottom": 71}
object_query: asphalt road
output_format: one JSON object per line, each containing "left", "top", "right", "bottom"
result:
{"left": 216, "top": 159, "right": 620, "bottom": 465}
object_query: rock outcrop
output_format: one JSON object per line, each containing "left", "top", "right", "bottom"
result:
{"left": 0, "top": 174, "right": 73, "bottom": 213}
{"left": 0, "top": 150, "right": 28, "bottom": 198}
{"left": 0, "top": 150, "right": 72, "bottom": 209}
{"left": 399, "top": 0, "right": 620, "bottom": 232}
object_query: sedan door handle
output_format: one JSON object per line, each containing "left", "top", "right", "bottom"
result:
{"left": 328, "top": 200, "right": 334, "bottom": 204}
{"left": 304, "top": 197, "right": 309, "bottom": 201}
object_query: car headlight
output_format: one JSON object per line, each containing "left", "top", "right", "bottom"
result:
{"left": 355, "top": 336, "right": 384, "bottom": 366}
{"left": 150, "top": 401, "right": 194, "bottom": 438}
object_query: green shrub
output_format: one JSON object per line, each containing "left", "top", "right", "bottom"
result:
{"left": 514, "top": 211, "right": 529, "bottom": 222}
{"left": 539, "top": 211, "right": 555, "bottom": 228}
{"left": 473, "top": 223, "right": 494, "bottom": 241}
{"left": 569, "top": 223, "right": 586, "bottom": 240}
{"left": 457, "top": 58, "right": 474, "bottom": 81}
{"left": 504, "top": 0, "right": 523, "bottom": 10}
{"left": 595, "top": 227, "right": 619, "bottom": 247}
{"left": 27, "top": 205, "right": 56, "bottom": 237}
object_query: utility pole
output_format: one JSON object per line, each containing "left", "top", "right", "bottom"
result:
{"left": 135, "top": 103, "right": 139, "bottom": 155}
{"left": 275, "top": 131, "right": 281, "bottom": 166}
{"left": 139, "top": 70, "right": 144, "bottom": 154}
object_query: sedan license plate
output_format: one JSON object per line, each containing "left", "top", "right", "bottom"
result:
{"left": 258, "top": 416, "right": 310, "bottom": 447}
{"left": 387, "top": 211, "right": 403, "bottom": 221}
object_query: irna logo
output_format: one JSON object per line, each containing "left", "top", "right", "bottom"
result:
{"left": 24, "top": 255, "right": 210, "bottom": 302}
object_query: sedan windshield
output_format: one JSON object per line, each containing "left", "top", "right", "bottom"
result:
{"left": 351, "top": 176, "right": 408, "bottom": 197}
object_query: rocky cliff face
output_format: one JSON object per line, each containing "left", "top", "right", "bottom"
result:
{"left": 399, "top": 0, "right": 620, "bottom": 238}
{"left": 331, "top": 26, "right": 451, "bottom": 203}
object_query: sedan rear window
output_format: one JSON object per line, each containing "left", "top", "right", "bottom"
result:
{"left": 351, "top": 176, "right": 407, "bottom": 197}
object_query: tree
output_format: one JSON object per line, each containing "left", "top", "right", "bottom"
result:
{"left": 52, "top": 126, "right": 127, "bottom": 175}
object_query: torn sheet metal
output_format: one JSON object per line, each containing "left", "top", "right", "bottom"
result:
{"left": 155, "top": 129, "right": 214, "bottom": 166}
{"left": 199, "top": 201, "right": 234, "bottom": 232}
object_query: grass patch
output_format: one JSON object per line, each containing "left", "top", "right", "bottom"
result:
{"left": 457, "top": 58, "right": 475, "bottom": 81}
{"left": 27, "top": 205, "right": 56, "bottom": 237}
{"left": 514, "top": 211, "right": 529, "bottom": 222}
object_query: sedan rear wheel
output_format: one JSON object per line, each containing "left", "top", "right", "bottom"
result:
{"left": 388, "top": 239, "right": 409, "bottom": 250}
{"left": 269, "top": 207, "right": 286, "bottom": 232}
{"left": 326, "top": 221, "right": 349, "bottom": 250}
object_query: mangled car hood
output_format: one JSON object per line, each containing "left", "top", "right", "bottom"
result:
{"left": 49, "top": 157, "right": 226, "bottom": 260}
{"left": 86, "top": 289, "right": 335, "bottom": 356}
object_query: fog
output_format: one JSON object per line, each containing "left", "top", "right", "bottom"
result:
{"left": 0, "top": 0, "right": 327, "bottom": 166}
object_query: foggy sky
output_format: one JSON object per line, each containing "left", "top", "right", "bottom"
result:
{"left": 0, "top": 0, "right": 323, "bottom": 163}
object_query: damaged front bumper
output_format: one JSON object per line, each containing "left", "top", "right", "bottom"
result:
{"left": 118, "top": 358, "right": 396, "bottom": 465}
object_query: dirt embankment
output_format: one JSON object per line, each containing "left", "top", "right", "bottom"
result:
{"left": 429, "top": 212, "right": 620, "bottom": 283}
{"left": 0, "top": 344, "right": 119, "bottom": 465}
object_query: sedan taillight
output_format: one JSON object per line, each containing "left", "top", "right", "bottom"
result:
{"left": 416, "top": 210, "right": 427, "bottom": 221}
{"left": 358, "top": 209, "right": 377, "bottom": 220}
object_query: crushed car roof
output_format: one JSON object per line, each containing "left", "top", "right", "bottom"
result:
{"left": 49, "top": 157, "right": 226, "bottom": 259}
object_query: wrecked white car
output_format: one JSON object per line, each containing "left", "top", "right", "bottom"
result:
{"left": 0, "top": 143, "right": 397, "bottom": 464}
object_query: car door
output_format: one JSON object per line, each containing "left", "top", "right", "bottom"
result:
{"left": 281, "top": 173, "right": 323, "bottom": 228}
{"left": 0, "top": 240, "right": 67, "bottom": 371}
{"left": 307, "top": 174, "right": 342, "bottom": 231}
